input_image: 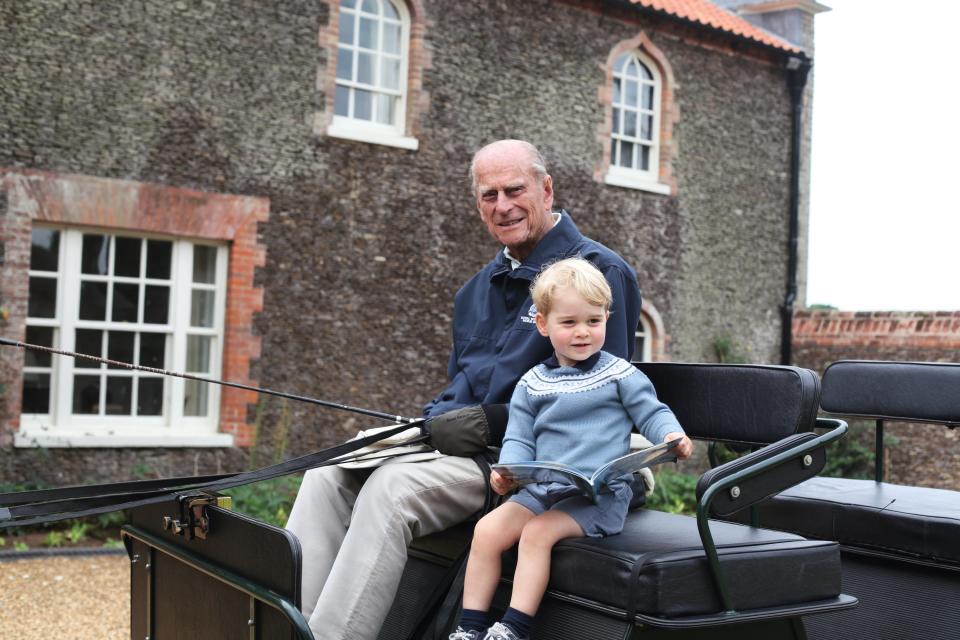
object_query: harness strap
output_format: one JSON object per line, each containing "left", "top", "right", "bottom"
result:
{"left": 0, "top": 422, "right": 425, "bottom": 528}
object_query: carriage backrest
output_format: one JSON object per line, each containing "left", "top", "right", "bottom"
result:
{"left": 634, "top": 362, "right": 821, "bottom": 446}
{"left": 821, "top": 360, "right": 960, "bottom": 426}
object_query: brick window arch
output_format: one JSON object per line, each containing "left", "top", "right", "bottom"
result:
{"left": 316, "top": 0, "right": 430, "bottom": 151}
{"left": 634, "top": 299, "right": 668, "bottom": 362}
{"left": 596, "top": 33, "right": 678, "bottom": 196}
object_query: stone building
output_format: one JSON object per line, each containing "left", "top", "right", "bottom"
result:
{"left": 0, "top": 0, "right": 824, "bottom": 485}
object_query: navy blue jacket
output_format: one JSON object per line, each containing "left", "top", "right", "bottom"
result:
{"left": 424, "top": 212, "right": 641, "bottom": 417}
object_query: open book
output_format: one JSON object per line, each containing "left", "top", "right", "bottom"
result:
{"left": 492, "top": 437, "right": 682, "bottom": 503}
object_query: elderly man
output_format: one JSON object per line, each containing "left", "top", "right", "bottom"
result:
{"left": 285, "top": 139, "right": 641, "bottom": 639}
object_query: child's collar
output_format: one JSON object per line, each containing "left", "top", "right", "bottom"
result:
{"left": 541, "top": 351, "right": 602, "bottom": 371}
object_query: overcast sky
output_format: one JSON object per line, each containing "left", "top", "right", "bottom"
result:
{"left": 805, "top": 0, "right": 960, "bottom": 311}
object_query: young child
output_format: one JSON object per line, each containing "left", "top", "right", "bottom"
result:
{"left": 449, "top": 257, "right": 693, "bottom": 640}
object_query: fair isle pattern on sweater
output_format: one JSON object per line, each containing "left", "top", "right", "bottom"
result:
{"left": 520, "top": 353, "right": 637, "bottom": 397}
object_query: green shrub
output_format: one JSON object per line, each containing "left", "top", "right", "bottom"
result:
{"left": 645, "top": 469, "right": 698, "bottom": 515}
{"left": 223, "top": 475, "right": 303, "bottom": 528}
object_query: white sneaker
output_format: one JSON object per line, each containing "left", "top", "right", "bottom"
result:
{"left": 449, "top": 627, "right": 483, "bottom": 640}
{"left": 484, "top": 622, "right": 526, "bottom": 640}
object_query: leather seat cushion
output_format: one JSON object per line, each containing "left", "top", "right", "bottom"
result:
{"left": 745, "top": 477, "right": 960, "bottom": 567}
{"left": 501, "top": 509, "right": 841, "bottom": 618}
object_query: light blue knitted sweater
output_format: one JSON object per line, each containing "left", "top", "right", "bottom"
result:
{"left": 498, "top": 351, "right": 683, "bottom": 476}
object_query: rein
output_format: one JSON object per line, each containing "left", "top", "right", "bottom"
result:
{"left": 0, "top": 337, "right": 430, "bottom": 527}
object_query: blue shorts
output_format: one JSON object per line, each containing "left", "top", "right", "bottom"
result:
{"left": 508, "top": 479, "right": 634, "bottom": 538}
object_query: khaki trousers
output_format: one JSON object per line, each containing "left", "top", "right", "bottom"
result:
{"left": 286, "top": 455, "right": 486, "bottom": 640}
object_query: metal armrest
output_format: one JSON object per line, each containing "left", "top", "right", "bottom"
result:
{"left": 694, "top": 419, "right": 848, "bottom": 613}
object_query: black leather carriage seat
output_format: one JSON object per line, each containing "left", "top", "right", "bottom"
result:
{"left": 412, "top": 363, "right": 851, "bottom": 624}
{"left": 738, "top": 361, "right": 960, "bottom": 570}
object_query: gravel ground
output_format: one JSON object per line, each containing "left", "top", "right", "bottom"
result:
{"left": 0, "top": 553, "right": 129, "bottom": 639}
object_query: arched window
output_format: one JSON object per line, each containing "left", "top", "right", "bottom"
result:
{"left": 608, "top": 50, "right": 661, "bottom": 187}
{"left": 634, "top": 313, "right": 653, "bottom": 363}
{"left": 325, "top": 0, "right": 420, "bottom": 150}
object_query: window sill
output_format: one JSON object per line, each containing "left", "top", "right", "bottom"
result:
{"left": 14, "top": 427, "right": 235, "bottom": 448}
{"left": 603, "top": 170, "right": 672, "bottom": 195}
{"left": 325, "top": 119, "right": 419, "bottom": 151}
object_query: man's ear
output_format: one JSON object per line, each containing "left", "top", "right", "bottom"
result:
{"left": 535, "top": 312, "right": 549, "bottom": 337}
{"left": 542, "top": 174, "right": 554, "bottom": 210}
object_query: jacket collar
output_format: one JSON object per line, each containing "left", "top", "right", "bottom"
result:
{"left": 490, "top": 210, "right": 581, "bottom": 281}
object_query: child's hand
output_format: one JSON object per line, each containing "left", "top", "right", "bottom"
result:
{"left": 664, "top": 432, "right": 693, "bottom": 460}
{"left": 490, "top": 469, "right": 517, "bottom": 495}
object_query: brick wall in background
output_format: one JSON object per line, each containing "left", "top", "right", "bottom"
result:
{"left": 793, "top": 309, "right": 960, "bottom": 490}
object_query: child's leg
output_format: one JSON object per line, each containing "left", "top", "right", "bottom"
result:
{"left": 462, "top": 502, "right": 534, "bottom": 612}
{"left": 509, "top": 509, "right": 584, "bottom": 616}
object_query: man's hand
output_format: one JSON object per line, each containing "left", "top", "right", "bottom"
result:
{"left": 664, "top": 432, "right": 693, "bottom": 459}
{"left": 490, "top": 469, "right": 517, "bottom": 495}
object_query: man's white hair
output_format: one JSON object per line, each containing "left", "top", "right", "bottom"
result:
{"left": 468, "top": 140, "right": 548, "bottom": 195}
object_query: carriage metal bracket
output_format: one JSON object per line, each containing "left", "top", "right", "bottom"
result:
{"left": 161, "top": 493, "right": 232, "bottom": 540}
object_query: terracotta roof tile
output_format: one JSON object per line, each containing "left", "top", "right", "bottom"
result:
{"left": 629, "top": 0, "right": 801, "bottom": 53}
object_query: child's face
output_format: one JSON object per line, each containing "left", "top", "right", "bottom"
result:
{"left": 535, "top": 285, "right": 608, "bottom": 367}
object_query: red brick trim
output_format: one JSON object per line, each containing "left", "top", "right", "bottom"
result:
{"left": 0, "top": 169, "right": 269, "bottom": 446}
{"left": 641, "top": 299, "right": 670, "bottom": 362}
{"left": 315, "top": 0, "right": 431, "bottom": 140}
{"left": 594, "top": 31, "right": 679, "bottom": 195}
{"left": 793, "top": 310, "right": 960, "bottom": 349}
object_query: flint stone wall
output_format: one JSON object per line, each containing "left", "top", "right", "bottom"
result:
{"left": 0, "top": 0, "right": 794, "bottom": 485}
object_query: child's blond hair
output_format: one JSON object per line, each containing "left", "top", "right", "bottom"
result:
{"left": 530, "top": 257, "right": 612, "bottom": 317}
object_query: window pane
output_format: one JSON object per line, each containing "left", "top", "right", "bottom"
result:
{"left": 614, "top": 53, "right": 629, "bottom": 72}
{"left": 620, "top": 141, "right": 634, "bottom": 168}
{"left": 361, "top": 0, "right": 377, "bottom": 14}
{"left": 81, "top": 235, "right": 109, "bottom": 275}
{"left": 193, "top": 246, "right": 217, "bottom": 284}
{"left": 613, "top": 78, "right": 621, "bottom": 105}
{"left": 107, "top": 330, "right": 135, "bottom": 367}
{"left": 642, "top": 84, "right": 654, "bottom": 111}
{"left": 375, "top": 93, "right": 395, "bottom": 124}
{"left": 184, "top": 380, "right": 209, "bottom": 417}
{"left": 143, "top": 285, "right": 170, "bottom": 324}
{"left": 640, "top": 145, "right": 651, "bottom": 171}
{"left": 634, "top": 335, "right": 646, "bottom": 362}
{"left": 342, "top": 0, "right": 355, "bottom": 8}
{"left": 335, "top": 85, "right": 350, "bottom": 116}
{"left": 139, "top": 333, "right": 166, "bottom": 369}
{"left": 359, "top": 17, "right": 378, "bottom": 49}
{"left": 381, "top": 57, "right": 400, "bottom": 90}
{"left": 187, "top": 335, "right": 212, "bottom": 373}
{"left": 383, "top": 22, "right": 400, "bottom": 54}
{"left": 190, "top": 290, "right": 215, "bottom": 328}
{"left": 641, "top": 114, "right": 653, "bottom": 141}
{"left": 383, "top": 0, "right": 398, "bottom": 20}
{"left": 79, "top": 281, "right": 107, "bottom": 320}
{"left": 612, "top": 107, "right": 620, "bottom": 135}
{"left": 138, "top": 378, "right": 164, "bottom": 416}
{"left": 354, "top": 89, "right": 372, "bottom": 120}
{"left": 30, "top": 229, "right": 60, "bottom": 271}
{"left": 146, "top": 240, "right": 172, "bottom": 279}
{"left": 337, "top": 46, "right": 354, "bottom": 80}
{"left": 625, "top": 79, "right": 638, "bottom": 106}
{"left": 624, "top": 59, "right": 638, "bottom": 78}
{"left": 357, "top": 51, "right": 374, "bottom": 85}
{"left": 75, "top": 329, "right": 103, "bottom": 368}
{"left": 639, "top": 61, "right": 653, "bottom": 80}
{"left": 25, "top": 326, "right": 54, "bottom": 367}
{"left": 28, "top": 277, "right": 57, "bottom": 318}
{"left": 623, "top": 110, "right": 637, "bottom": 137}
{"left": 105, "top": 377, "right": 132, "bottom": 415}
{"left": 73, "top": 375, "right": 101, "bottom": 414}
{"left": 22, "top": 373, "right": 51, "bottom": 414}
{"left": 339, "top": 11, "right": 355, "bottom": 45}
{"left": 114, "top": 237, "right": 141, "bottom": 277}
{"left": 111, "top": 283, "right": 139, "bottom": 322}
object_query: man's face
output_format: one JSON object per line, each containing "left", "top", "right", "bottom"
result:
{"left": 473, "top": 149, "right": 554, "bottom": 262}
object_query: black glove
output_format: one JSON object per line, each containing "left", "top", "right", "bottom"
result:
{"left": 426, "top": 404, "right": 508, "bottom": 456}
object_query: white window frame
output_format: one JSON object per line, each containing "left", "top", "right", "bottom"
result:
{"left": 327, "top": 0, "right": 419, "bottom": 150}
{"left": 604, "top": 50, "right": 670, "bottom": 195}
{"left": 16, "top": 227, "right": 231, "bottom": 448}
{"left": 634, "top": 313, "right": 653, "bottom": 363}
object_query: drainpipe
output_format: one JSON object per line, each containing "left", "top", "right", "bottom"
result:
{"left": 781, "top": 54, "right": 811, "bottom": 365}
